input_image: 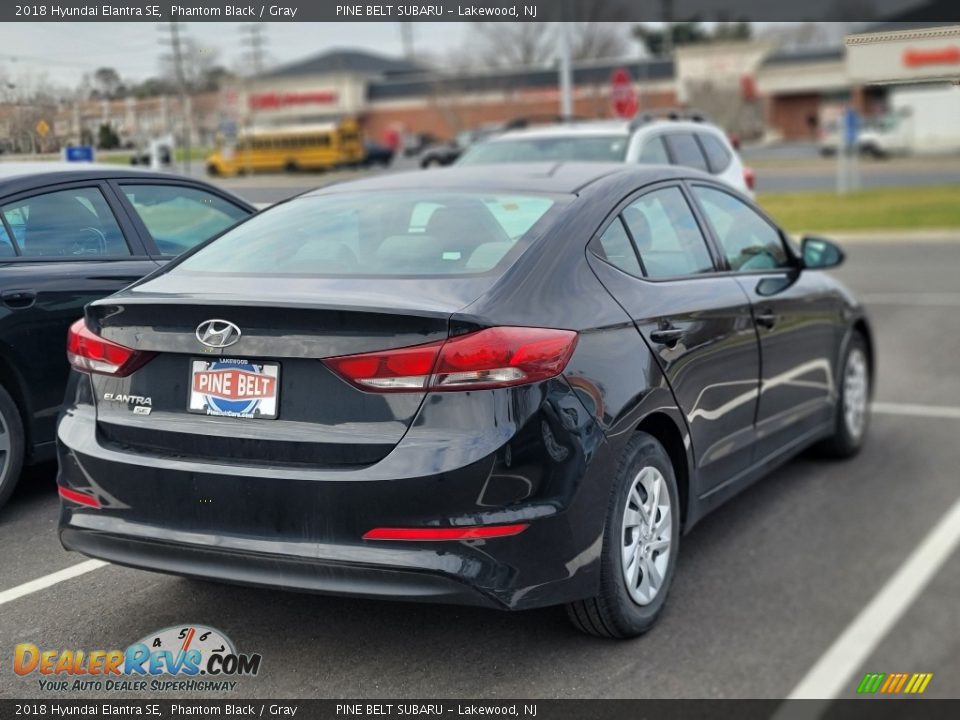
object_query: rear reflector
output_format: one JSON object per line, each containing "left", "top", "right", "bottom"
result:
{"left": 323, "top": 326, "right": 578, "bottom": 393}
{"left": 67, "top": 319, "right": 153, "bottom": 377}
{"left": 362, "top": 524, "right": 529, "bottom": 541}
{"left": 58, "top": 486, "right": 101, "bottom": 509}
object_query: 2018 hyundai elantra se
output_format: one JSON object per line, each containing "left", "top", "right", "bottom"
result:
{"left": 56, "top": 163, "right": 872, "bottom": 638}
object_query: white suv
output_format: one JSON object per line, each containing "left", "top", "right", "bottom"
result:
{"left": 457, "top": 113, "right": 755, "bottom": 196}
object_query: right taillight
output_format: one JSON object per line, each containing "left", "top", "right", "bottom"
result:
{"left": 67, "top": 318, "right": 153, "bottom": 377}
{"left": 744, "top": 166, "right": 756, "bottom": 192}
{"left": 322, "top": 326, "right": 578, "bottom": 393}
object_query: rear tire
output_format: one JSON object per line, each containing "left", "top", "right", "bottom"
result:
{"left": 566, "top": 432, "right": 680, "bottom": 638}
{"left": 819, "top": 333, "right": 870, "bottom": 458}
{"left": 0, "top": 384, "right": 25, "bottom": 510}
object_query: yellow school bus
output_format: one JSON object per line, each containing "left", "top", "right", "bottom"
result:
{"left": 206, "top": 119, "right": 364, "bottom": 176}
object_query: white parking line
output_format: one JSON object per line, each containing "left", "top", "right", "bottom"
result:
{"left": 786, "top": 496, "right": 960, "bottom": 699}
{"left": 0, "top": 560, "right": 107, "bottom": 606}
{"left": 873, "top": 402, "right": 960, "bottom": 420}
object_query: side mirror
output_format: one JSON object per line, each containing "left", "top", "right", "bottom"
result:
{"left": 801, "top": 236, "right": 845, "bottom": 269}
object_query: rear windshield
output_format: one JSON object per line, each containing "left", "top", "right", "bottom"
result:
{"left": 175, "top": 191, "right": 559, "bottom": 277}
{"left": 458, "top": 135, "right": 629, "bottom": 165}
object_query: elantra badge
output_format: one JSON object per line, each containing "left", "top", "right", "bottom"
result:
{"left": 196, "top": 319, "right": 242, "bottom": 349}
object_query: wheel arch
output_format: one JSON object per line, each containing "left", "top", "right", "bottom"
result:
{"left": 0, "top": 343, "right": 31, "bottom": 452}
{"left": 851, "top": 317, "right": 875, "bottom": 399}
{"left": 635, "top": 411, "right": 691, "bottom": 530}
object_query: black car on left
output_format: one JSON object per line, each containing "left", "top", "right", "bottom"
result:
{"left": 0, "top": 163, "right": 255, "bottom": 508}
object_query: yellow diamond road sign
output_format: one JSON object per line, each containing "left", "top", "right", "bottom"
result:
{"left": 35, "top": 119, "right": 50, "bottom": 137}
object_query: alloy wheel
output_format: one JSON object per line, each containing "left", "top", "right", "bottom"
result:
{"left": 621, "top": 466, "right": 673, "bottom": 606}
{"left": 843, "top": 348, "right": 869, "bottom": 441}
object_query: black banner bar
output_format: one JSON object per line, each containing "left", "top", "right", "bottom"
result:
{"left": 2, "top": 0, "right": 960, "bottom": 23}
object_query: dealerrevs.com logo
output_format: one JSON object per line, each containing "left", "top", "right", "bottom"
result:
{"left": 14, "top": 624, "right": 262, "bottom": 693}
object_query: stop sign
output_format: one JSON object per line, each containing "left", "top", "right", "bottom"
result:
{"left": 610, "top": 68, "right": 638, "bottom": 118}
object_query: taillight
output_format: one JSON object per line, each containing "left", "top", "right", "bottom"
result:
{"left": 67, "top": 319, "right": 153, "bottom": 377}
{"left": 323, "top": 326, "right": 578, "bottom": 393}
{"left": 363, "top": 523, "right": 529, "bottom": 541}
{"left": 744, "top": 166, "right": 756, "bottom": 192}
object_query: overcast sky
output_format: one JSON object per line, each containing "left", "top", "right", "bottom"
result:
{"left": 0, "top": 22, "right": 475, "bottom": 89}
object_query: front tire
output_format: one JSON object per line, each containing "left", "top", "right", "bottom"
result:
{"left": 0, "top": 384, "right": 25, "bottom": 509}
{"left": 566, "top": 432, "right": 680, "bottom": 638}
{"left": 819, "top": 333, "right": 871, "bottom": 458}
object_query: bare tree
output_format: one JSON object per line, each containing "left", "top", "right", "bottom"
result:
{"left": 160, "top": 36, "right": 222, "bottom": 92}
{"left": 467, "top": 20, "right": 631, "bottom": 70}
{"left": 569, "top": 22, "right": 629, "bottom": 61}
{"left": 468, "top": 22, "right": 555, "bottom": 69}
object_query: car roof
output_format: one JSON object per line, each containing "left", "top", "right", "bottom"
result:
{"left": 493, "top": 121, "right": 631, "bottom": 140}
{"left": 488, "top": 118, "right": 726, "bottom": 142}
{"left": 305, "top": 162, "right": 695, "bottom": 196}
{"left": 0, "top": 162, "right": 174, "bottom": 184}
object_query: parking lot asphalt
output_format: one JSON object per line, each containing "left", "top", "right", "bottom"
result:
{"left": 2, "top": 238, "right": 959, "bottom": 700}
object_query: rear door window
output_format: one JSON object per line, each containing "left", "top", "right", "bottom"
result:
{"left": 0, "top": 221, "right": 15, "bottom": 257}
{"left": 620, "top": 187, "right": 714, "bottom": 279}
{"left": 121, "top": 184, "right": 249, "bottom": 256}
{"left": 1, "top": 187, "right": 129, "bottom": 258}
{"left": 664, "top": 133, "right": 709, "bottom": 172}
{"left": 591, "top": 217, "right": 642, "bottom": 276}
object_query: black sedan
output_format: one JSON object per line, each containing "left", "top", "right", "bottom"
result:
{"left": 0, "top": 163, "right": 254, "bottom": 508}
{"left": 56, "top": 163, "right": 872, "bottom": 638}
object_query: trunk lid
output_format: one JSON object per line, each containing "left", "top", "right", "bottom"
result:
{"left": 86, "top": 275, "right": 492, "bottom": 468}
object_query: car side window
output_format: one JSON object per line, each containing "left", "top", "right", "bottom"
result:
{"left": 692, "top": 185, "right": 790, "bottom": 271}
{"left": 699, "top": 133, "right": 732, "bottom": 173}
{"left": 592, "top": 217, "right": 642, "bottom": 276}
{"left": 122, "top": 184, "right": 249, "bottom": 256}
{"left": 1, "top": 187, "right": 129, "bottom": 258}
{"left": 621, "top": 187, "right": 714, "bottom": 279}
{"left": 637, "top": 136, "right": 670, "bottom": 164}
{"left": 664, "top": 133, "right": 709, "bottom": 172}
{"left": 0, "top": 221, "right": 15, "bottom": 257}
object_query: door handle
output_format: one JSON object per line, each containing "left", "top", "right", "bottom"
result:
{"left": 755, "top": 310, "right": 777, "bottom": 329}
{"left": 649, "top": 327, "right": 687, "bottom": 346}
{"left": 1, "top": 289, "right": 37, "bottom": 309}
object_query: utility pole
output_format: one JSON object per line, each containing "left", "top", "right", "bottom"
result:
{"left": 239, "top": 23, "right": 268, "bottom": 176}
{"left": 399, "top": 23, "right": 415, "bottom": 60}
{"left": 159, "top": 21, "right": 192, "bottom": 173}
{"left": 558, "top": 22, "right": 573, "bottom": 117}
{"left": 661, "top": 0, "right": 674, "bottom": 59}
{"left": 240, "top": 23, "right": 268, "bottom": 75}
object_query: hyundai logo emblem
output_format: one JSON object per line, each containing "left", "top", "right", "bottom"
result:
{"left": 196, "top": 319, "right": 242, "bottom": 349}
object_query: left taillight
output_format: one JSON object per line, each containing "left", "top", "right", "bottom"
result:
{"left": 744, "top": 166, "right": 756, "bottom": 192}
{"left": 322, "top": 326, "right": 578, "bottom": 393}
{"left": 67, "top": 318, "right": 153, "bottom": 377}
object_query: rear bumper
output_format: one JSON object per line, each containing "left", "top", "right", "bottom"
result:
{"left": 60, "top": 525, "right": 501, "bottom": 608}
{"left": 57, "top": 378, "right": 614, "bottom": 610}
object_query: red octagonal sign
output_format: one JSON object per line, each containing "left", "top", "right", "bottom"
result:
{"left": 610, "top": 68, "right": 638, "bottom": 119}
